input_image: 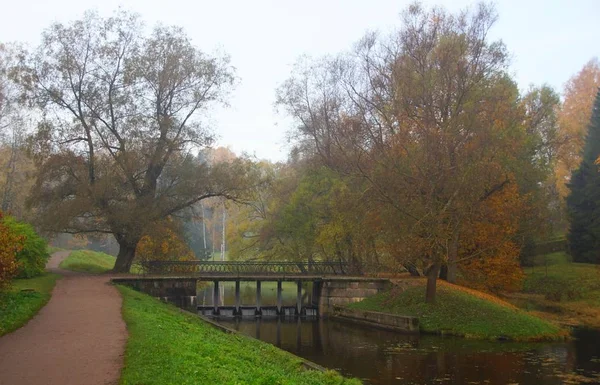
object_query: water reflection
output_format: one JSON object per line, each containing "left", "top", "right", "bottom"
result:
{"left": 214, "top": 317, "right": 600, "bottom": 385}
{"left": 196, "top": 281, "right": 311, "bottom": 307}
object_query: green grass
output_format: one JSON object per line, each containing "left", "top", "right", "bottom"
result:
{"left": 59, "top": 250, "right": 116, "bottom": 273}
{"left": 47, "top": 245, "right": 65, "bottom": 254}
{"left": 0, "top": 273, "right": 61, "bottom": 336}
{"left": 117, "top": 285, "right": 360, "bottom": 385}
{"left": 211, "top": 251, "right": 229, "bottom": 261}
{"left": 524, "top": 258, "right": 600, "bottom": 305}
{"left": 501, "top": 253, "right": 600, "bottom": 327}
{"left": 530, "top": 251, "right": 571, "bottom": 267}
{"left": 347, "top": 283, "right": 563, "bottom": 341}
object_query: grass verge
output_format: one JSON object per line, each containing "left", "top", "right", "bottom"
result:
{"left": 117, "top": 285, "right": 360, "bottom": 385}
{"left": 347, "top": 280, "right": 564, "bottom": 341}
{"left": 523, "top": 258, "right": 600, "bottom": 304}
{"left": 0, "top": 273, "right": 61, "bottom": 336}
{"left": 47, "top": 245, "right": 65, "bottom": 254}
{"left": 59, "top": 250, "right": 116, "bottom": 273}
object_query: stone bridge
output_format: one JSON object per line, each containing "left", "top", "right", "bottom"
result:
{"left": 112, "top": 261, "right": 391, "bottom": 317}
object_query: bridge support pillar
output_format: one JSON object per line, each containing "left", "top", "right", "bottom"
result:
{"left": 213, "top": 280, "right": 220, "bottom": 315}
{"left": 296, "top": 281, "right": 302, "bottom": 316}
{"left": 256, "top": 280, "right": 262, "bottom": 316}
{"left": 311, "top": 281, "right": 321, "bottom": 307}
{"left": 235, "top": 280, "right": 241, "bottom": 316}
{"left": 276, "top": 280, "right": 282, "bottom": 315}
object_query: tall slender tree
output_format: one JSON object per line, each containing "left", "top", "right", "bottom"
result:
{"left": 567, "top": 89, "right": 600, "bottom": 264}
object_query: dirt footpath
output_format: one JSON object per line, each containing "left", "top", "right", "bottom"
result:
{"left": 0, "top": 251, "right": 127, "bottom": 385}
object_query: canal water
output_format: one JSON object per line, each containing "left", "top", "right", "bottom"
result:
{"left": 211, "top": 317, "right": 600, "bottom": 385}
{"left": 191, "top": 282, "right": 600, "bottom": 384}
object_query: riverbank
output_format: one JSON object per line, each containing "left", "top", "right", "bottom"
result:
{"left": 0, "top": 273, "right": 60, "bottom": 336}
{"left": 117, "top": 285, "right": 360, "bottom": 385}
{"left": 347, "top": 279, "right": 565, "bottom": 341}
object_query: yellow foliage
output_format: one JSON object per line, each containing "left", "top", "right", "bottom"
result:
{"left": 136, "top": 221, "right": 196, "bottom": 274}
{"left": 0, "top": 212, "right": 24, "bottom": 290}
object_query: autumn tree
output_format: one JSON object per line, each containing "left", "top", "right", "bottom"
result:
{"left": 278, "top": 2, "right": 540, "bottom": 302}
{"left": 225, "top": 161, "right": 281, "bottom": 260}
{"left": 556, "top": 59, "right": 600, "bottom": 197}
{"left": 516, "top": 85, "right": 564, "bottom": 255}
{"left": 0, "top": 43, "right": 35, "bottom": 219}
{"left": 567, "top": 89, "right": 600, "bottom": 264}
{"left": 136, "top": 219, "right": 196, "bottom": 273}
{"left": 23, "top": 11, "right": 251, "bottom": 272}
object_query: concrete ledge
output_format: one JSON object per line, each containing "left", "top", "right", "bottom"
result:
{"left": 332, "top": 306, "right": 419, "bottom": 333}
{"left": 112, "top": 277, "right": 197, "bottom": 297}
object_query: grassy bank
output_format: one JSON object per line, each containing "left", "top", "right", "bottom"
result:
{"left": 508, "top": 252, "right": 600, "bottom": 327}
{"left": 59, "top": 250, "right": 116, "bottom": 273}
{"left": 348, "top": 280, "right": 563, "bottom": 341}
{"left": 0, "top": 273, "right": 61, "bottom": 336}
{"left": 117, "top": 285, "right": 359, "bottom": 385}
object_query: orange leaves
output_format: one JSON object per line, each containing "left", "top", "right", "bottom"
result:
{"left": 0, "top": 211, "right": 24, "bottom": 290}
{"left": 556, "top": 59, "right": 600, "bottom": 197}
{"left": 136, "top": 222, "right": 197, "bottom": 274}
{"left": 458, "top": 181, "right": 525, "bottom": 293}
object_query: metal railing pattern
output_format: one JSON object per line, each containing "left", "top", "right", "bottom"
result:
{"left": 139, "top": 260, "right": 353, "bottom": 276}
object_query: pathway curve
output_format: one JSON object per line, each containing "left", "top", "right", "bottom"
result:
{"left": 0, "top": 251, "right": 127, "bottom": 385}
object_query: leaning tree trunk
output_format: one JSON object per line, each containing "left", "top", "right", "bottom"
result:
{"left": 404, "top": 263, "right": 421, "bottom": 277}
{"left": 425, "top": 262, "right": 441, "bottom": 303}
{"left": 112, "top": 237, "right": 139, "bottom": 273}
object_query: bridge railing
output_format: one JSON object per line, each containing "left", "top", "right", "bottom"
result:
{"left": 138, "top": 260, "right": 355, "bottom": 276}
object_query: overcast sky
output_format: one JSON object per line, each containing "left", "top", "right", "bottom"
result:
{"left": 1, "top": 0, "right": 598, "bottom": 161}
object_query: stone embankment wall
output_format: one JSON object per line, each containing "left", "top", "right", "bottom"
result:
{"left": 332, "top": 306, "right": 419, "bottom": 333}
{"left": 317, "top": 279, "right": 391, "bottom": 315}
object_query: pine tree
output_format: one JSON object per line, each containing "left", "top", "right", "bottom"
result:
{"left": 567, "top": 88, "right": 600, "bottom": 263}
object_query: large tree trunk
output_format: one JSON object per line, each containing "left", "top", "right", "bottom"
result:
{"left": 113, "top": 238, "right": 138, "bottom": 273}
{"left": 439, "top": 264, "right": 448, "bottom": 280}
{"left": 426, "top": 263, "right": 441, "bottom": 303}
{"left": 446, "top": 227, "right": 460, "bottom": 284}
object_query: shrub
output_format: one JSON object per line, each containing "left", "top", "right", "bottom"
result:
{"left": 0, "top": 212, "right": 23, "bottom": 290}
{"left": 2, "top": 216, "right": 49, "bottom": 278}
{"left": 136, "top": 220, "right": 197, "bottom": 274}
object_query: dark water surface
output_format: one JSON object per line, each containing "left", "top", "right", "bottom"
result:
{"left": 212, "top": 317, "right": 600, "bottom": 385}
